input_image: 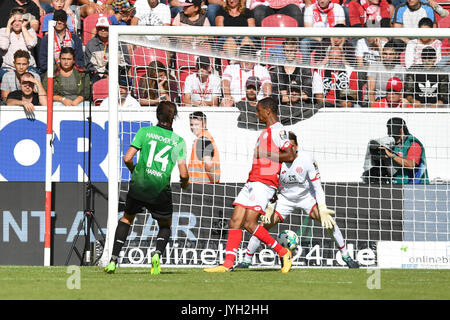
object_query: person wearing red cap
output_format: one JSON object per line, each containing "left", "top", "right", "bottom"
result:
{"left": 372, "top": 77, "right": 413, "bottom": 108}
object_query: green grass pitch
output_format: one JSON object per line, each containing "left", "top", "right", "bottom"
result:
{"left": 0, "top": 266, "right": 449, "bottom": 300}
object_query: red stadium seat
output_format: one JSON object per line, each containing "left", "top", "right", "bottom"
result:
{"left": 93, "top": 78, "right": 109, "bottom": 106}
{"left": 261, "top": 14, "right": 298, "bottom": 28}
{"left": 130, "top": 47, "right": 170, "bottom": 90}
{"left": 176, "top": 52, "right": 198, "bottom": 94}
{"left": 261, "top": 15, "right": 298, "bottom": 61}
{"left": 438, "top": 15, "right": 450, "bottom": 56}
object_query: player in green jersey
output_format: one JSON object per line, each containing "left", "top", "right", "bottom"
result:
{"left": 105, "top": 101, "right": 190, "bottom": 275}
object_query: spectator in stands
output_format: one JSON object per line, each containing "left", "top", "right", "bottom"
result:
{"left": 138, "top": 60, "right": 179, "bottom": 106}
{"left": 372, "top": 76, "right": 413, "bottom": 108}
{"left": 251, "top": 0, "right": 303, "bottom": 27}
{"left": 314, "top": 26, "right": 356, "bottom": 66}
{"left": 183, "top": 56, "right": 221, "bottom": 107}
{"left": 109, "top": 0, "right": 135, "bottom": 25}
{"left": 84, "top": 15, "right": 111, "bottom": 83}
{"left": 355, "top": 37, "right": 385, "bottom": 69}
{"left": 392, "top": 0, "right": 436, "bottom": 45}
{"left": 172, "top": 0, "right": 211, "bottom": 51}
{"left": 391, "top": 0, "right": 448, "bottom": 17}
{"left": 0, "top": 8, "right": 38, "bottom": 81}
{"left": 301, "top": 0, "right": 346, "bottom": 64}
{"left": 5, "top": 71, "right": 46, "bottom": 113}
{"left": 215, "top": 0, "right": 256, "bottom": 57}
{"left": 221, "top": 45, "right": 271, "bottom": 106}
{"left": 100, "top": 75, "right": 140, "bottom": 107}
{"left": 380, "top": 117, "right": 429, "bottom": 184}
{"left": 131, "top": 0, "right": 170, "bottom": 26}
{"left": 1, "top": 49, "right": 40, "bottom": 102}
{"left": 355, "top": 36, "right": 386, "bottom": 105}
{"left": 235, "top": 76, "right": 265, "bottom": 130}
{"left": 360, "top": 0, "right": 394, "bottom": 28}
{"left": 312, "top": 46, "right": 359, "bottom": 107}
{"left": 41, "top": 0, "right": 78, "bottom": 35}
{"left": 188, "top": 111, "right": 221, "bottom": 184}
{"left": 0, "top": 1, "right": 40, "bottom": 32}
{"left": 79, "top": 0, "right": 115, "bottom": 19}
{"left": 31, "top": 0, "right": 47, "bottom": 16}
{"left": 341, "top": 0, "right": 366, "bottom": 27}
{"left": 405, "top": 47, "right": 448, "bottom": 108}
{"left": 278, "top": 78, "right": 319, "bottom": 124}
{"left": 367, "top": 40, "right": 405, "bottom": 107}
{"left": 404, "top": 17, "right": 441, "bottom": 69}
{"left": 270, "top": 39, "right": 312, "bottom": 106}
{"left": 39, "top": 9, "right": 84, "bottom": 74}
{"left": 42, "top": 47, "right": 90, "bottom": 106}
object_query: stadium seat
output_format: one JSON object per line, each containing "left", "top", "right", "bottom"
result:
{"left": 261, "top": 14, "right": 298, "bottom": 28}
{"left": 176, "top": 52, "right": 198, "bottom": 93}
{"left": 438, "top": 15, "right": 450, "bottom": 56}
{"left": 130, "top": 47, "right": 170, "bottom": 90}
{"left": 83, "top": 13, "right": 111, "bottom": 46}
{"left": 93, "top": 78, "right": 109, "bottom": 106}
{"left": 261, "top": 15, "right": 298, "bottom": 61}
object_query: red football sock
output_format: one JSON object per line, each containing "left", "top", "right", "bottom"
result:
{"left": 223, "top": 229, "right": 242, "bottom": 269}
{"left": 253, "top": 225, "right": 287, "bottom": 257}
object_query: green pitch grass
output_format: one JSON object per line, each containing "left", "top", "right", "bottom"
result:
{"left": 0, "top": 266, "right": 449, "bottom": 300}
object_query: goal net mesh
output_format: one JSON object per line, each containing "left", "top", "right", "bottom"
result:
{"left": 103, "top": 29, "right": 450, "bottom": 268}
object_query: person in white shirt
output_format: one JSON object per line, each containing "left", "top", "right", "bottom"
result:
{"left": 100, "top": 77, "right": 141, "bottom": 108}
{"left": 235, "top": 131, "right": 360, "bottom": 269}
{"left": 132, "top": 0, "right": 171, "bottom": 26}
{"left": 301, "top": 0, "right": 346, "bottom": 64}
{"left": 404, "top": 17, "right": 441, "bottom": 69}
{"left": 183, "top": 56, "right": 221, "bottom": 107}
{"left": 221, "top": 45, "right": 272, "bottom": 106}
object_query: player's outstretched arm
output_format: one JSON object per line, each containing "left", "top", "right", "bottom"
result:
{"left": 309, "top": 160, "right": 336, "bottom": 229}
{"left": 178, "top": 160, "right": 190, "bottom": 190}
{"left": 124, "top": 146, "right": 139, "bottom": 173}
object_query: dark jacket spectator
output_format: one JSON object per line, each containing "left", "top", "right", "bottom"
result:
{"left": 39, "top": 9, "right": 84, "bottom": 74}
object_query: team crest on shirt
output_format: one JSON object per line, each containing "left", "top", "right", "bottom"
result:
{"left": 313, "top": 161, "right": 319, "bottom": 171}
{"left": 296, "top": 167, "right": 303, "bottom": 174}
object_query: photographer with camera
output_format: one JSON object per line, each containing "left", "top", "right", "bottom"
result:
{"left": 363, "top": 117, "right": 429, "bottom": 184}
{"left": 379, "top": 117, "right": 429, "bottom": 184}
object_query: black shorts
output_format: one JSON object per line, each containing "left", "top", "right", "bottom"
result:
{"left": 124, "top": 191, "right": 173, "bottom": 222}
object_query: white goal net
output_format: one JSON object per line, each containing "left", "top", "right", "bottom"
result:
{"left": 100, "top": 26, "right": 450, "bottom": 269}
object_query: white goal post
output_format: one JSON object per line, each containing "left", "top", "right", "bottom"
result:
{"left": 99, "top": 26, "right": 450, "bottom": 269}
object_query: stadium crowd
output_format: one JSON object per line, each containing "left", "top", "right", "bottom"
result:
{"left": 1, "top": 0, "right": 450, "bottom": 119}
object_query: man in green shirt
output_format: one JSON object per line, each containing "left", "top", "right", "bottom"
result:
{"left": 379, "top": 117, "right": 429, "bottom": 184}
{"left": 105, "top": 101, "right": 190, "bottom": 275}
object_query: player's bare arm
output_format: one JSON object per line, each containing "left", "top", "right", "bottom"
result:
{"left": 178, "top": 159, "right": 190, "bottom": 189}
{"left": 255, "top": 145, "right": 296, "bottom": 163}
{"left": 124, "top": 146, "right": 138, "bottom": 173}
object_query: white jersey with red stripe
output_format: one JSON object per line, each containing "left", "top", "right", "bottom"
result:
{"left": 247, "top": 122, "right": 292, "bottom": 188}
{"left": 278, "top": 150, "right": 323, "bottom": 203}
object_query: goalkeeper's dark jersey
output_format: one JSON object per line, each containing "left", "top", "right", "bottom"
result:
{"left": 128, "top": 124, "right": 186, "bottom": 203}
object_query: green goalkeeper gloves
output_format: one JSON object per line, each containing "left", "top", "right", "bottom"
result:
{"left": 318, "top": 204, "right": 336, "bottom": 229}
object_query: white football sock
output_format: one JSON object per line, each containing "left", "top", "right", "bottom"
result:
{"left": 327, "top": 225, "right": 348, "bottom": 257}
{"left": 243, "top": 235, "right": 261, "bottom": 263}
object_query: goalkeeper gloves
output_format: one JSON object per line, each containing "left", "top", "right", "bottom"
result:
{"left": 261, "top": 202, "right": 275, "bottom": 225}
{"left": 318, "top": 204, "right": 336, "bottom": 229}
